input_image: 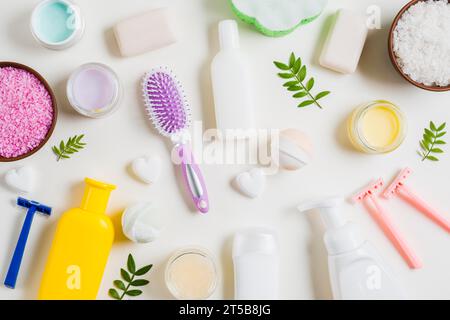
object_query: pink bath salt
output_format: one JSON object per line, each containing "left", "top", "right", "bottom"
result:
{"left": 0, "top": 66, "right": 54, "bottom": 158}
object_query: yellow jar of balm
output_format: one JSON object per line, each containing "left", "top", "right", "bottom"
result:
{"left": 347, "top": 100, "right": 407, "bottom": 154}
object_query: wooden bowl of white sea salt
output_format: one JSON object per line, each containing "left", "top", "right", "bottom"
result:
{"left": 388, "top": 0, "right": 450, "bottom": 92}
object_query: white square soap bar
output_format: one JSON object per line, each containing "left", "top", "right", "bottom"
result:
{"left": 113, "top": 8, "right": 176, "bottom": 57}
{"left": 320, "top": 9, "right": 368, "bottom": 74}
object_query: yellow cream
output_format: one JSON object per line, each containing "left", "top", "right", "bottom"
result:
{"left": 361, "top": 105, "right": 400, "bottom": 148}
{"left": 348, "top": 101, "right": 406, "bottom": 154}
{"left": 165, "top": 248, "right": 217, "bottom": 300}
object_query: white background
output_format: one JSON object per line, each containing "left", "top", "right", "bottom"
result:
{"left": 0, "top": 0, "right": 450, "bottom": 300}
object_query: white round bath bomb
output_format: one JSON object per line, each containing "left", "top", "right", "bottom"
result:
{"left": 122, "top": 202, "right": 163, "bottom": 243}
{"left": 275, "top": 129, "right": 313, "bottom": 171}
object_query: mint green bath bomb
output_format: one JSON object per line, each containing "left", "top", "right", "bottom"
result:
{"left": 229, "top": 0, "right": 328, "bottom": 37}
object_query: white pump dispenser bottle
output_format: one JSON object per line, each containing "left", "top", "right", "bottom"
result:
{"left": 298, "top": 197, "right": 406, "bottom": 300}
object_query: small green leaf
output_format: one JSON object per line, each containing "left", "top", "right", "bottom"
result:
{"left": 289, "top": 53, "right": 296, "bottom": 67}
{"left": 288, "top": 85, "right": 302, "bottom": 91}
{"left": 292, "top": 58, "right": 301, "bottom": 74}
{"left": 293, "top": 92, "right": 308, "bottom": 98}
{"left": 437, "top": 132, "right": 447, "bottom": 138}
{"left": 114, "top": 280, "right": 126, "bottom": 291}
{"left": 59, "top": 141, "right": 65, "bottom": 151}
{"left": 427, "top": 155, "right": 439, "bottom": 161}
{"left": 52, "top": 146, "right": 61, "bottom": 156}
{"left": 430, "top": 121, "right": 437, "bottom": 131}
{"left": 121, "top": 268, "right": 131, "bottom": 282}
{"left": 283, "top": 81, "right": 298, "bottom": 87}
{"left": 109, "top": 289, "right": 121, "bottom": 300}
{"left": 298, "top": 66, "right": 307, "bottom": 82}
{"left": 306, "top": 78, "right": 315, "bottom": 91}
{"left": 425, "top": 128, "right": 435, "bottom": 137}
{"left": 435, "top": 140, "right": 446, "bottom": 145}
{"left": 125, "top": 290, "right": 143, "bottom": 297}
{"left": 273, "top": 61, "right": 290, "bottom": 70}
{"left": 438, "top": 123, "right": 446, "bottom": 131}
{"left": 423, "top": 134, "right": 432, "bottom": 143}
{"left": 131, "top": 279, "right": 150, "bottom": 287}
{"left": 127, "top": 254, "right": 136, "bottom": 274}
{"left": 298, "top": 100, "right": 315, "bottom": 108}
{"left": 315, "top": 91, "right": 330, "bottom": 100}
{"left": 135, "top": 265, "right": 153, "bottom": 276}
{"left": 278, "top": 73, "right": 294, "bottom": 79}
{"left": 432, "top": 148, "right": 444, "bottom": 153}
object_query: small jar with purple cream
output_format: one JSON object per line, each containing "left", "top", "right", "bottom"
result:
{"left": 67, "top": 63, "right": 121, "bottom": 118}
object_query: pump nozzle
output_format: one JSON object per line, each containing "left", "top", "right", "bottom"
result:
{"left": 297, "top": 197, "right": 347, "bottom": 230}
{"left": 298, "top": 196, "right": 365, "bottom": 255}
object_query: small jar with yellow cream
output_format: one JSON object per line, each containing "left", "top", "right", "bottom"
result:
{"left": 348, "top": 100, "right": 407, "bottom": 154}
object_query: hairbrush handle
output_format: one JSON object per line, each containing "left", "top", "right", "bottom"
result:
{"left": 177, "top": 144, "right": 209, "bottom": 214}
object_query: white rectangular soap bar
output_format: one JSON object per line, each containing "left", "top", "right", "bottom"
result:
{"left": 113, "top": 8, "right": 176, "bottom": 57}
{"left": 320, "top": 9, "right": 368, "bottom": 74}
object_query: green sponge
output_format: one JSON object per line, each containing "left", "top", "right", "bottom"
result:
{"left": 229, "top": 0, "right": 328, "bottom": 37}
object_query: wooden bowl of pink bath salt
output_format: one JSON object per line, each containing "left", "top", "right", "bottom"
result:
{"left": 388, "top": 0, "right": 450, "bottom": 92}
{"left": 0, "top": 62, "right": 57, "bottom": 162}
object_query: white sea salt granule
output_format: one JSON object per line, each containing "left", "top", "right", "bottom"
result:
{"left": 393, "top": 0, "right": 450, "bottom": 87}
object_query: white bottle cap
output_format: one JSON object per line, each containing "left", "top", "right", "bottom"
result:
{"left": 298, "top": 197, "right": 347, "bottom": 229}
{"left": 298, "top": 197, "right": 365, "bottom": 255}
{"left": 219, "top": 20, "right": 240, "bottom": 50}
{"left": 233, "top": 228, "right": 278, "bottom": 258}
{"left": 232, "top": 229, "right": 278, "bottom": 300}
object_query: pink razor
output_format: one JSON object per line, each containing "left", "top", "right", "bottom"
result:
{"left": 142, "top": 68, "right": 209, "bottom": 213}
{"left": 383, "top": 168, "right": 450, "bottom": 232}
{"left": 352, "top": 179, "right": 422, "bottom": 269}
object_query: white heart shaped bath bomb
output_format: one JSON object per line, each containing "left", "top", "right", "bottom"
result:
{"left": 235, "top": 168, "right": 266, "bottom": 198}
{"left": 5, "top": 166, "right": 36, "bottom": 193}
{"left": 122, "top": 202, "right": 163, "bottom": 243}
{"left": 131, "top": 156, "right": 161, "bottom": 184}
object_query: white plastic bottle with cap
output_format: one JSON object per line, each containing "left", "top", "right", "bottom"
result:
{"left": 211, "top": 20, "right": 255, "bottom": 135}
{"left": 232, "top": 229, "right": 279, "bottom": 300}
{"left": 298, "top": 197, "right": 406, "bottom": 300}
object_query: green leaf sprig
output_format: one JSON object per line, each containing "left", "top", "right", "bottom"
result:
{"left": 52, "top": 134, "right": 86, "bottom": 161}
{"left": 420, "top": 121, "right": 446, "bottom": 162}
{"left": 274, "top": 52, "right": 330, "bottom": 109}
{"left": 109, "top": 254, "right": 153, "bottom": 300}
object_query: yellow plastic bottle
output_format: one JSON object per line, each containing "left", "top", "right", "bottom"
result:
{"left": 38, "top": 178, "right": 116, "bottom": 300}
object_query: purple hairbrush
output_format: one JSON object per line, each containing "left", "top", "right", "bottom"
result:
{"left": 142, "top": 68, "right": 209, "bottom": 214}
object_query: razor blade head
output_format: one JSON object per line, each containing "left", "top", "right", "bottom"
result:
{"left": 383, "top": 167, "right": 412, "bottom": 199}
{"left": 351, "top": 179, "right": 384, "bottom": 203}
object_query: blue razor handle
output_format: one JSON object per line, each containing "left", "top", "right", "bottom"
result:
{"left": 4, "top": 198, "right": 51, "bottom": 289}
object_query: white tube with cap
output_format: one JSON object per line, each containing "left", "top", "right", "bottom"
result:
{"left": 211, "top": 20, "right": 255, "bottom": 136}
{"left": 232, "top": 229, "right": 279, "bottom": 300}
{"left": 298, "top": 197, "right": 406, "bottom": 300}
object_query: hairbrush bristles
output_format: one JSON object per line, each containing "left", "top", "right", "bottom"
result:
{"left": 142, "top": 67, "right": 191, "bottom": 137}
